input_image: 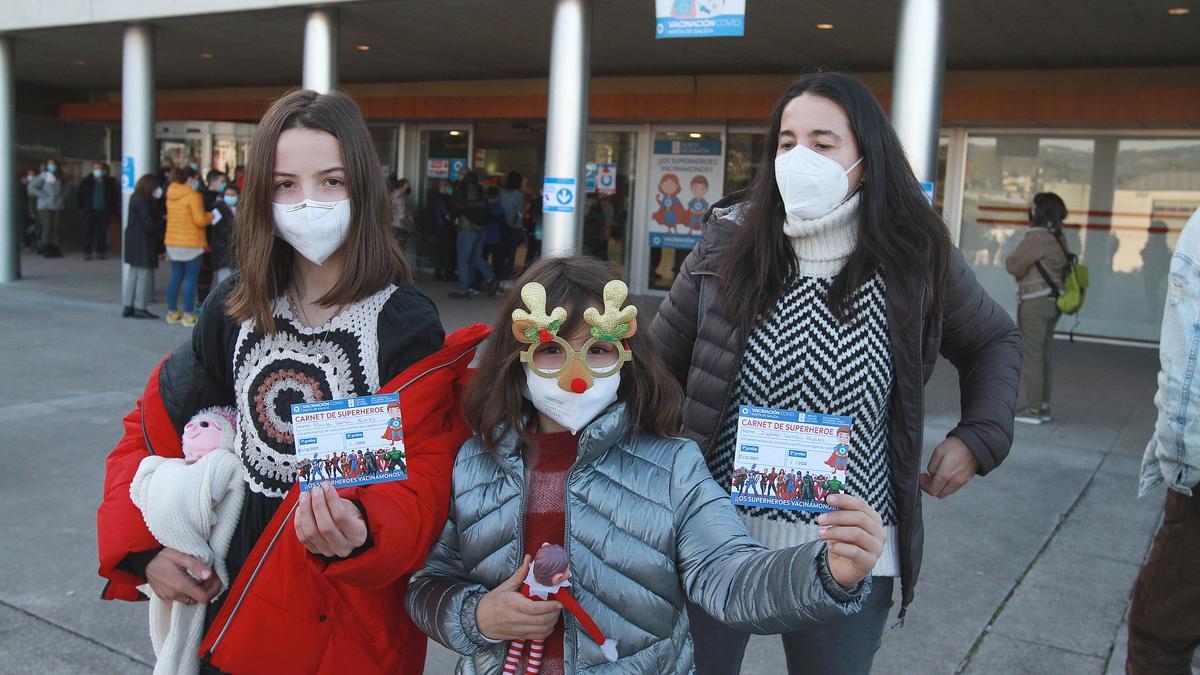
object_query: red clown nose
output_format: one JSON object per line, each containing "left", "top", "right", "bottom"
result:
{"left": 570, "top": 378, "right": 588, "bottom": 393}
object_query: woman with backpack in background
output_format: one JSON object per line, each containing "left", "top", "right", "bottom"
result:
{"left": 1006, "top": 192, "right": 1070, "bottom": 425}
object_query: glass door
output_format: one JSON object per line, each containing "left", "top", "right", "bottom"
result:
{"left": 584, "top": 129, "right": 639, "bottom": 274}
{"left": 417, "top": 127, "right": 472, "bottom": 210}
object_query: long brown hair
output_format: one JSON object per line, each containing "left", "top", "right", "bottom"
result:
{"left": 226, "top": 89, "right": 411, "bottom": 333}
{"left": 464, "top": 257, "right": 684, "bottom": 454}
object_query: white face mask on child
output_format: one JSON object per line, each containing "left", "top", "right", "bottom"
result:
{"left": 523, "top": 365, "right": 620, "bottom": 435}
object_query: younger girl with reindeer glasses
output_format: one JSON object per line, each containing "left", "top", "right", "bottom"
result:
{"left": 407, "top": 256, "right": 887, "bottom": 674}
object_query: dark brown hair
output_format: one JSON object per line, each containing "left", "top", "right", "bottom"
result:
{"left": 226, "top": 89, "right": 411, "bottom": 333}
{"left": 132, "top": 174, "right": 159, "bottom": 200}
{"left": 463, "top": 256, "right": 683, "bottom": 454}
{"left": 533, "top": 544, "right": 569, "bottom": 585}
{"left": 171, "top": 166, "right": 196, "bottom": 184}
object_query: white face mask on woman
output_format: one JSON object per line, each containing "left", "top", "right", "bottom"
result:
{"left": 523, "top": 365, "right": 620, "bottom": 435}
{"left": 774, "top": 145, "right": 863, "bottom": 220}
{"left": 273, "top": 198, "right": 351, "bottom": 265}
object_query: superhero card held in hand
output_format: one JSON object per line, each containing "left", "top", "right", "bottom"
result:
{"left": 290, "top": 393, "right": 409, "bottom": 492}
{"left": 730, "top": 405, "right": 853, "bottom": 514}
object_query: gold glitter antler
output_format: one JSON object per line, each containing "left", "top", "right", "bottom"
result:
{"left": 511, "top": 282, "right": 569, "bottom": 344}
{"left": 583, "top": 280, "right": 638, "bottom": 342}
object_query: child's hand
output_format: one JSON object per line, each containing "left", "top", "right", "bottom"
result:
{"left": 477, "top": 555, "right": 563, "bottom": 641}
{"left": 816, "top": 494, "right": 887, "bottom": 589}
{"left": 294, "top": 481, "right": 368, "bottom": 558}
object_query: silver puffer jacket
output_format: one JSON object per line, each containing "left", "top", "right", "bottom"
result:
{"left": 406, "top": 403, "right": 867, "bottom": 674}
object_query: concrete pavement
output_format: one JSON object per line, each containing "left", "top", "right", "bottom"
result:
{"left": 0, "top": 251, "right": 1192, "bottom": 674}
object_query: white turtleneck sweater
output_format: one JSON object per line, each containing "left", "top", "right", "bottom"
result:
{"left": 782, "top": 191, "right": 861, "bottom": 278}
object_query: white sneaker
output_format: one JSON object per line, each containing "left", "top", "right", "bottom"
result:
{"left": 1014, "top": 408, "right": 1044, "bottom": 425}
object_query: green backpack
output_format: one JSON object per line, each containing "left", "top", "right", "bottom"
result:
{"left": 1035, "top": 235, "right": 1089, "bottom": 316}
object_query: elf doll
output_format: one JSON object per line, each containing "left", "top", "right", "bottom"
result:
{"left": 503, "top": 543, "right": 618, "bottom": 675}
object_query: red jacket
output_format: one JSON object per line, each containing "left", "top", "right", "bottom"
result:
{"left": 97, "top": 323, "right": 489, "bottom": 674}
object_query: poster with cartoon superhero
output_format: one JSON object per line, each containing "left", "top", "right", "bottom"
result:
{"left": 647, "top": 136, "right": 723, "bottom": 250}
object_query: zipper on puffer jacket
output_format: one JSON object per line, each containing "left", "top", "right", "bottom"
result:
{"left": 206, "top": 343, "right": 479, "bottom": 660}
{"left": 560, "top": 450, "right": 585, "bottom": 667}
{"left": 141, "top": 405, "right": 155, "bottom": 456}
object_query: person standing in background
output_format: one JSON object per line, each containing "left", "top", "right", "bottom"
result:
{"left": 499, "top": 170, "right": 526, "bottom": 288}
{"left": 431, "top": 179, "right": 457, "bottom": 282}
{"left": 163, "top": 166, "right": 215, "bottom": 326}
{"left": 27, "top": 159, "right": 68, "bottom": 258}
{"left": 77, "top": 161, "right": 119, "bottom": 260}
{"left": 1127, "top": 208, "right": 1200, "bottom": 675}
{"left": 122, "top": 174, "right": 165, "bottom": 319}
{"left": 389, "top": 174, "right": 415, "bottom": 250}
{"left": 210, "top": 183, "right": 239, "bottom": 285}
{"left": 1005, "top": 192, "right": 1070, "bottom": 425}
{"left": 450, "top": 171, "right": 496, "bottom": 299}
{"left": 19, "top": 168, "right": 37, "bottom": 250}
{"left": 481, "top": 185, "right": 505, "bottom": 276}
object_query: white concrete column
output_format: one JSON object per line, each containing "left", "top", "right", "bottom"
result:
{"left": 540, "top": 0, "right": 591, "bottom": 256}
{"left": 891, "top": 0, "right": 944, "bottom": 184}
{"left": 122, "top": 24, "right": 155, "bottom": 293}
{"left": 303, "top": 8, "right": 338, "bottom": 93}
{"left": 0, "top": 36, "right": 17, "bottom": 283}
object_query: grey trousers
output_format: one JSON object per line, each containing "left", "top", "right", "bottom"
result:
{"left": 688, "top": 576, "right": 895, "bottom": 675}
{"left": 122, "top": 265, "right": 153, "bottom": 310}
{"left": 37, "top": 209, "right": 61, "bottom": 246}
{"left": 1018, "top": 297, "right": 1061, "bottom": 410}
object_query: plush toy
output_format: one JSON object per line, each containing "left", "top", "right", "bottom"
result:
{"left": 503, "top": 543, "right": 618, "bottom": 674}
{"left": 129, "top": 407, "right": 245, "bottom": 675}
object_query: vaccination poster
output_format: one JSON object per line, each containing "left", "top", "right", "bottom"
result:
{"left": 655, "top": 0, "right": 746, "bottom": 39}
{"left": 730, "top": 405, "right": 853, "bottom": 514}
{"left": 290, "top": 393, "right": 408, "bottom": 492}
{"left": 647, "top": 137, "right": 724, "bottom": 250}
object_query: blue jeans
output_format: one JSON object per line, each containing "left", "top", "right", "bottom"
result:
{"left": 456, "top": 228, "right": 494, "bottom": 294}
{"left": 167, "top": 256, "right": 202, "bottom": 313}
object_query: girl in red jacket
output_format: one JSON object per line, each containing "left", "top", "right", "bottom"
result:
{"left": 97, "top": 89, "right": 483, "bottom": 674}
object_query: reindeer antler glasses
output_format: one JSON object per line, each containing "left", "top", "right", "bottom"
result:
{"left": 511, "top": 280, "right": 638, "bottom": 392}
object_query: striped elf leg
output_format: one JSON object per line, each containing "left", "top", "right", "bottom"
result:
{"left": 503, "top": 640, "right": 525, "bottom": 675}
{"left": 524, "top": 639, "right": 545, "bottom": 675}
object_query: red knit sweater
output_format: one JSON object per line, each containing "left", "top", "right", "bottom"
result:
{"left": 522, "top": 430, "right": 576, "bottom": 675}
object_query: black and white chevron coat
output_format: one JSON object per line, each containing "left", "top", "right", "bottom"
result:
{"left": 649, "top": 192, "right": 1023, "bottom": 615}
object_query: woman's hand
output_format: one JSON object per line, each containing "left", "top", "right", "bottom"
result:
{"left": 920, "top": 436, "right": 980, "bottom": 499}
{"left": 293, "top": 481, "right": 368, "bottom": 558}
{"left": 145, "top": 548, "right": 222, "bottom": 605}
{"left": 817, "top": 494, "right": 887, "bottom": 589}
{"left": 476, "top": 555, "right": 563, "bottom": 641}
